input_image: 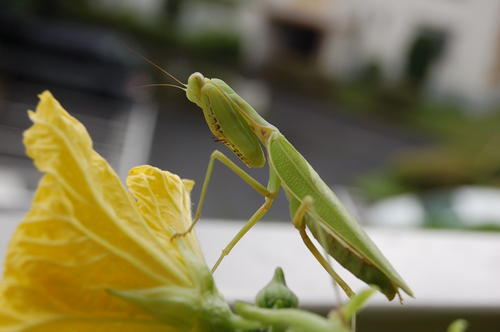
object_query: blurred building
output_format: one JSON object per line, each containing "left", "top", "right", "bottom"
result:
{"left": 242, "top": 0, "right": 500, "bottom": 110}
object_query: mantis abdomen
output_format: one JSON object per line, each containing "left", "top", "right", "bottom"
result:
{"left": 268, "top": 133, "right": 412, "bottom": 300}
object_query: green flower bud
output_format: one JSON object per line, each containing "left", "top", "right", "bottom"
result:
{"left": 447, "top": 319, "right": 468, "bottom": 332}
{"left": 255, "top": 267, "right": 299, "bottom": 309}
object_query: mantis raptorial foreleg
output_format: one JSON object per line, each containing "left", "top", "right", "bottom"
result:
{"left": 173, "top": 150, "right": 274, "bottom": 239}
{"left": 292, "top": 196, "right": 355, "bottom": 298}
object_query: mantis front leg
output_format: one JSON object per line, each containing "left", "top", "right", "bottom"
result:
{"left": 292, "top": 196, "right": 355, "bottom": 298}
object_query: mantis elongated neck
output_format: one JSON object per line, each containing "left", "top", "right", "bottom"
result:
{"left": 233, "top": 95, "right": 279, "bottom": 145}
{"left": 249, "top": 120, "right": 279, "bottom": 146}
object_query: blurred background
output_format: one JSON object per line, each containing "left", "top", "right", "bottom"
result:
{"left": 1, "top": 0, "right": 500, "bottom": 331}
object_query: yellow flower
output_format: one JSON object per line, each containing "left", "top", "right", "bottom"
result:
{"left": 0, "top": 91, "right": 255, "bottom": 331}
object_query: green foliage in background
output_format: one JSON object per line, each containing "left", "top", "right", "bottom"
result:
{"left": 336, "top": 63, "right": 500, "bottom": 203}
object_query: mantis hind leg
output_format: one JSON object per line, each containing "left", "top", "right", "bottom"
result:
{"left": 172, "top": 150, "right": 273, "bottom": 239}
{"left": 292, "top": 196, "right": 355, "bottom": 298}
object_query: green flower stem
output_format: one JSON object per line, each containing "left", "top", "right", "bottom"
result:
{"left": 227, "top": 313, "right": 263, "bottom": 331}
{"left": 234, "top": 301, "right": 348, "bottom": 332}
{"left": 338, "top": 287, "right": 377, "bottom": 321}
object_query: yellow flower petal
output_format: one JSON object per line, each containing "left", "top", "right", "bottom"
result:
{"left": 126, "top": 166, "right": 203, "bottom": 260}
{"left": 0, "top": 91, "right": 206, "bottom": 331}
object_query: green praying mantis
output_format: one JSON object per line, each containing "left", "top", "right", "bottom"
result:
{"left": 146, "top": 59, "right": 413, "bottom": 301}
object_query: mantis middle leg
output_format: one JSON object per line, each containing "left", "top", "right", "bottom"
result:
{"left": 211, "top": 164, "right": 281, "bottom": 272}
{"left": 173, "top": 150, "right": 276, "bottom": 238}
{"left": 172, "top": 149, "right": 280, "bottom": 271}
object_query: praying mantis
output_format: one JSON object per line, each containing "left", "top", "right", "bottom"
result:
{"left": 147, "top": 60, "right": 413, "bottom": 301}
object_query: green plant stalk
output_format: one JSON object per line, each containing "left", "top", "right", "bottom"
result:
{"left": 234, "top": 302, "right": 349, "bottom": 332}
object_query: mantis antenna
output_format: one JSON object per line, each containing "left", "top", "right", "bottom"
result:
{"left": 139, "top": 83, "right": 186, "bottom": 91}
{"left": 127, "top": 46, "right": 187, "bottom": 87}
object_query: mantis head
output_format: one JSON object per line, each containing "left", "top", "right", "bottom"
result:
{"left": 186, "top": 72, "right": 206, "bottom": 108}
{"left": 185, "top": 72, "right": 266, "bottom": 168}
